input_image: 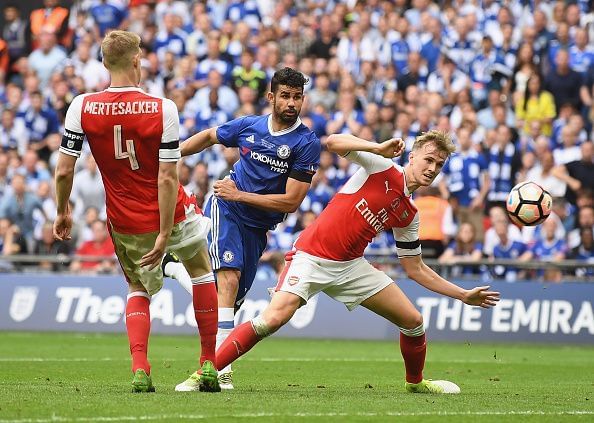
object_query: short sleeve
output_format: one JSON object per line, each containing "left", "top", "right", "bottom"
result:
{"left": 289, "top": 133, "right": 321, "bottom": 182}
{"left": 215, "top": 116, "right": 249, "bottom": 147}
{"left": 59, "top": 94, "right": 86, "bottom": 158}
{"left": 392, "top": 213, "right": 422, "bottom": 257}
{"left": 159, "top": 99, "right": 181, "bottom": 162}
{"left": 343, "top": 150, "right": 394, "bottom": 174}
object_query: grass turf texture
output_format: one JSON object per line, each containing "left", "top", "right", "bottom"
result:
{"left": 0, "top": 332, "right": 592, "bottom": 422}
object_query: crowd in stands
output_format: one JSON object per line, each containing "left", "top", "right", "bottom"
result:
{"left": 0, "top": 0, "right": 593, "bottom": 281}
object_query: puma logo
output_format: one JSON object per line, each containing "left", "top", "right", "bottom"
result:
{"left": 385, "top": 180, "right": 394, "bottom": 194}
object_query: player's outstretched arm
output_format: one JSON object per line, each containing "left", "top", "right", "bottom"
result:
{"left": 400, "top": 255, "right": 500, "bottom": 308}
{"left": 180, "top": 127, "right": 219, "bottom": 157}
{"left": 53, "top": 152, "right": 77, "bottom": 241}
{"left": 140, "top": 161, "right": 178, "bottom": 269}
{"left": 213, "top": 177, "right": 309, "bottom": 213}
{"left": 326, "top": 134, "right": 405, "bottom": 158}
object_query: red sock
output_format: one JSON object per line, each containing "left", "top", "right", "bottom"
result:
{"left": 216, "top": 321, "right": 261, "bottom": 370}
{"left": 125, "top": 294, "right": 151, "bottom": 374}
{"left": 400, "top": 332, "right": 426, "bottom": 384}
{"left": 192, "top": 280, "right": 218, "bottom": 367}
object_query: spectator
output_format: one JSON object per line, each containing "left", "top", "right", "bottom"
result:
{"left": 568, "top": 205, "right": 594, "bottom": 250}
{"left": 69, "top": 220, "right": 115, "bottom": 274}
{"left": 545, "top": 49, "right": 583, "bottom": 112}
{"left": 486, "top": 124, "right": 521, "bottom": 210}
{"left": 33, "top": 221, "right": 70, "bottom": 271}
{"left": 280, "top": 17, "right": 313, "bottom": 61}
{"left": 308, "top": 72, "right": 337, "bottom": 112}
{"left": 552, "top": 141, "right": 594, "bottom": 206}
{"left": 531, "top": 218, "right": 567, "bottom": 282}
{"left": 489, "top": 216, "right": 532, "bottom": 281}
{"left": 569, "top": 227, "right": 594, "bottom": 277}
{"left": 153, "top": 13, "right": 186, "bottom": 61}
{"left": 70, "top": 155, "right": 105, "bottom": 221}
{"left": 2, "top": 4, "right": 29, "bottom": 74}
{"left": 89, "top": 0, "right": 128, "bottom": 38}
{"left": 397, "top": 52, "right": 429, "bottom": 93}
{"left": 0, "top": 109, "right": 27, "bottom": 155}
{"left": 0, "top": 216, "right": 28, "bottom": 269}
{"left": 18, "top": 150, "right": 51, "bottom": 193}
{"left": 483, "top": 206, "right": 523, "bottom": 257}
{"left": 439, "top": 126, "right": 489, "bottom": 240}
{"left": 515, "top": 74, "right": 556, "bottom": 136}
{"left": 568, "top": 28, "right": 594, "bottom": 75}
{"left": 29, "top": 0, "right": 69, "bottom": 49}
{"left": 194, "top": 31, "right": 232, "bottom": 88}
{"left": 0, "top": 173, "right": 44, "bottom": 246}
{"left": 307, "top": 15, "right": 339, "bottom": 59}
{"left": 231, "top": 49, "right": 267, "bottom": 100}
{"left": 27, "top": 26, "right": 67, "bottom": 90}
{"left": 426, "top": 55, "right": 470, "bottom": 106}
{"left": 186, "top": 69, "right": 239, "bottom": 116}
{"left": 438, "top": 222, "right": 483, "bottom": 276}
{"left": 414, "top": 186, "right": 456, "bottom": 258}
{"left": 525, "top": 150, "right": 567, "bottom": 198}
{"left": 71, "top": 41, "right": 110, "bottom": 92}
{"left": 224, "top": 0, "right": 261, "bottom": 32}
{"left": 17, "top": 91, "right": 60, "bottom": 161}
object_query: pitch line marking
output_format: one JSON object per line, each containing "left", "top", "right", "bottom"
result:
{"left": 0, "top": 411, "right": 593, "bottom": 422}
{"left": 0, "top": 357, "right": 506, "bottom": 364}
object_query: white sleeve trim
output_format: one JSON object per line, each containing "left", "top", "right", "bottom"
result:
{"left": 64, "top": 94, "right": 85, "bottom": 133}
{"left": 159, "top": 147, "right": 181, "bottom": 162}
{"left": 161, "top": 98, "right": 180, "bottom": 144}
{"left": 345, "top": 151, "right": 394, "bottom": 174}
{"left": 392, "top": 213, "right": 422, "bottom": 257}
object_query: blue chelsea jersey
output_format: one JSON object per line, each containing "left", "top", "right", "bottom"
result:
{"left": 216, "top": 114, "right": 321, "bottom": 229}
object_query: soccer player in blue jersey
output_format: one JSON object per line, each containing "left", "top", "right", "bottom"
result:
{"left": 165, "top": 67, "right": 321, "bottom": 390}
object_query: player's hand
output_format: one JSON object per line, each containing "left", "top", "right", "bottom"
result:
{"left": 54, "top": 211, "right": 73, "bottom": 241}
{"left": 140, "top": 233, "right": 168, "bottom": 270}
{"left": 462, "top": 286, "right": 500, "bottom": 308}
{"left": 376, "top": 138, "right": 405, "bottom": 159}
{"left": 213, "top": 178, "right": 241, "bottom": 202}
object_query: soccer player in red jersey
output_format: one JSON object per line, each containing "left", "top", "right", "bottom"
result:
{"left": 215, "top": 131, "right": 501, "bottom": 393}
{"left": 53, "top": 31, "right": 220, "bottom": 393}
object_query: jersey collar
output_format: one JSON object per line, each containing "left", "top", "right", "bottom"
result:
{"left": 267, "top": 114, "right": 301, "bottom": 136}
{"left": 105, "top": 86, "right": 144, "bottom": 92}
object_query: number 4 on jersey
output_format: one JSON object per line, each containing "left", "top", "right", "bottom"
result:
{"left": 114, "top": 125, "right": 139, "bottom": 170}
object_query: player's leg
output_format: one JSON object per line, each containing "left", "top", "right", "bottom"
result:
{"left": 361, "top": 283, "right": 460, "bottom": 394}
{"left": 168, "top": 203, "right": 220, "bottom": 392}
{"left": 216, "top": 291, "right": 302, "bottom": 371}
{"left": 216, "top": 249, "right": 320, "bottom": 376}
{"left": 110, "top": 228, "right": 161, "bottom": 393}
{"left": 126, "top": 283, "right": 155, "bottom": 393}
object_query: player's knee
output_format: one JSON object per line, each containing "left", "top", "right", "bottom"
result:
{"left": 127, "top": 283, "right": 147, "bottom": 294}
{"left": 400, "top": 312, "right": 424, "bottom": 331}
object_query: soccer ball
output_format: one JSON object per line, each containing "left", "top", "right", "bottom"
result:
{"left": 506, "top": 182, "right": 552, "bottom": 226}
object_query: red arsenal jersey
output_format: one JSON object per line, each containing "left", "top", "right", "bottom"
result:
{"left": 295, "top": 151, "right": 422, "bottom": 261}
{"left": 60, "top": 87, "right": 187, "bottom": 234}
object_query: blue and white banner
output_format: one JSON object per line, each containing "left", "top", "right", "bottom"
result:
{"left": 0, "top": 274, "right": 592, "bottom": 343}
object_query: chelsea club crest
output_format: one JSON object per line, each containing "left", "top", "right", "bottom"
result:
{"left": 277, "top": 145, "right": 291, "bottom": 159}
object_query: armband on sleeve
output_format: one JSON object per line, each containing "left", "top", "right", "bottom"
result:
{"left": 59, "top": 129, "right": 85, "bottom": 158}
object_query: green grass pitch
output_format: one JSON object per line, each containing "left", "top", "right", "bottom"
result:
{"left": 0, "top": 332, "right": 592, "bottom": 422}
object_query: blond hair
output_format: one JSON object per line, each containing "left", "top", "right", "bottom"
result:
{"left": 412, "top": 130, "right": 456, "bottom": 156}
{"left": 101, "top": 31, "right": 141, "bottom": 71}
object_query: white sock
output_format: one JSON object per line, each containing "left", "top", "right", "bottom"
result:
{"left": 216, "top": 307, "right": 235, "bottom": 374}
{"left": 164, "top": 261, "right": 192, "bottom": 294}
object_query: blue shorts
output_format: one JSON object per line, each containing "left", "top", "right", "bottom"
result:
{"left": 205, "top": 196, "right": 268, "bottom": 308}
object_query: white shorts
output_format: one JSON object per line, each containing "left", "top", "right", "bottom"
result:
{"left": 275, "top": 250, "right": 394, "bottom": 311}
{"left": 111, "top": 204, "right": 210, "bottom": 295}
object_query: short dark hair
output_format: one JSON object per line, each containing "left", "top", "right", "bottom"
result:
{"left": 270, "top": 67, "right": 308, "bottom": 93}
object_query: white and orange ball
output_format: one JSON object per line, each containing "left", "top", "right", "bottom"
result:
{"left": 506, "top": 182, "right": 552, "bottom": 226}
